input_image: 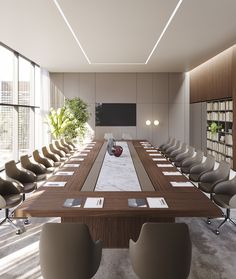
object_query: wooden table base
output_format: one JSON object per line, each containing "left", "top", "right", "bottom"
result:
{"left": 61, "top": 216, "right": 175, "bottom": 248}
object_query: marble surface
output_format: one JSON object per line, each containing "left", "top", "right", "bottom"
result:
{"left": 95, "top": 141, "right": 141, "bottom": 191}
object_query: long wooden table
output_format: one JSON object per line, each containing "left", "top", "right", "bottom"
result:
{"left": 15, "top": 140, "right": 222, "bottom": 247}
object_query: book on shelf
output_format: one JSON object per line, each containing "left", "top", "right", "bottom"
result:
{"left": 63, "top": 198, "right": 82, "bottom": 208}
{"left": 128, "top": 198, "right": 147, "bottom": 208}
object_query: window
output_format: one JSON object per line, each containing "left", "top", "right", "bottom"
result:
{"left": 0, "top": 43, "right": 40, "bottom": 170}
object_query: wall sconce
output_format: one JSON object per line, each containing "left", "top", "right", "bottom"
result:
{"left": 146, "top": 120, "right": 151, "bottom": 126}
{"left": 145, "top": 120, "right": 159, "bottom": 126}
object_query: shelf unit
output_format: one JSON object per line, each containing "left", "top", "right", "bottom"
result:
{"left": 206, "top": 98, "right": 233, "bottom": 168}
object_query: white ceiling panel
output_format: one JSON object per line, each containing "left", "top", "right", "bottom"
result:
{"left": 0, "top": 0, "right": 236, "bottom": 72}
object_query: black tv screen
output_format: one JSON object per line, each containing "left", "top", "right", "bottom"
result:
{"left": 96, "top": 103, "right": 136, "bottom": 126}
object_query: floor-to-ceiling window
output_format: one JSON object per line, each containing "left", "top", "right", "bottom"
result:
{"left": 0, "top": 43, "right": 40, "bottom": 169}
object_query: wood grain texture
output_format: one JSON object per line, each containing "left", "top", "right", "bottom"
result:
{"left": 190, "top": 47, "right": 233, "bottom": 103}
{"left": 14, "top": 140, "right": 222, "bottom": 248}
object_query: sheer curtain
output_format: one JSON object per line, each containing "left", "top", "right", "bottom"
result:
{"left": 35, "top": 68, "right": 51, "bottom": 149}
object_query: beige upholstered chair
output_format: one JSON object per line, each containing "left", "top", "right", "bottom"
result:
{"left": 65, "top": 139, "right": 78, "bottom": 150}
{"left": 60, "top": 138, "right": 73, "bottom": 151}
{"left": 5, "top": 160, "right": 37, "bottom": 201}
{"left": 212, "top": 176, "right": 236, "bottom": 234}
{"left": 40, "top": 223, "right": 102, "bottom": 279}
{"left": 49, "top": 143, "right": 67, "bottom": 160}
{"left": 42, "top": 146, "right": 62, "bottom": 167}
{"left": 180, "top": 150, "right": 204, "bottom": 174}
{"left": 20, "top": 155, "right": 47, "bottom": 181}
{"left": 54, "top": 140, "right": 71, "bottom": 156}
{"left": 32, "top": 150, "right": 55, "bottom": 173}
{"left": 129, "top": 223, "right": 192, "bottom": 279}
{"left": 0, "top": 177, "right": 23, "bottom": 234}
{"left": 189, "top": 155, "right": 215, "bottom": 182}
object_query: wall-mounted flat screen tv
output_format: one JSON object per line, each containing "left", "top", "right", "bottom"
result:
{"left": 96, "top": 103, "right": 136, "bottom": 126}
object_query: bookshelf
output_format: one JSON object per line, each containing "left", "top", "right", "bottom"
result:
{"left": 206, "top": 98, "right": 233, "bottom": 168}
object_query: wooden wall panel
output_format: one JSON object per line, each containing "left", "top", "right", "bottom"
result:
{"left": 190, "top": 47, "right": 233, "bottom": 103}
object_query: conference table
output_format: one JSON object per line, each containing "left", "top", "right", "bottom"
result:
{"left": 15, "top": 140, "right": 222, "bottom": 248}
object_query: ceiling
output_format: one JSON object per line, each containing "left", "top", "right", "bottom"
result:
{"left": 0, "top": 0, "right": 236, "bottom": 73}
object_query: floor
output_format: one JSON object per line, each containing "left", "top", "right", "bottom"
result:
{"left": 0, "top": 209, "right": 235, "bottom": 279}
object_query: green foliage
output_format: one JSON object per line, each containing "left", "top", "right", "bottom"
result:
{"left": 46, "top": 107, "right": 72, "bottom": 139}
{"left": 209, "top": 122, "right": 222, "bottom": 135}
{"left": 46, "top": 97, "right": 90, "bottom": 140}
{"left": 63, "top": 98, "right": 90, "bottom": 140}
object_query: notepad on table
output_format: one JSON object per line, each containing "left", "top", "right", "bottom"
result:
{"left": 146, "top": 149, "right": 157, "bottom": 152}
{"left": 153, "top": 158, "right": 166, "bottom": 161}
{"left": 70, "top": 157, "right": 84, "bottom": 161}
{"left": 140, "top": 141, "right": 149, "bottom": 144}
{"left": 157, "top": 164, "right": 173, "bottom": 167}
{"left": 146, "top": 197, "right": 168, "bottom": 208}
{"left": 163, "top": 171, "right": 182, "bottom": 176}
{"left": 144, "top": 146, "right": 154, "bottom": 149}
{"left": 55, "top": 171, "right": 74, "bottom": 176}
{"left": 128, "top": 198, "right": 147, "bottom": 208}
{"left": 63, "top": 198, "right": 82, "bottom": 208}
{"left": 44, "top": 181, "right": 67, "bottom": 187}
{"left": 64, "top": 164, "right": 80, "bottom": 168}
{"left": 149, "top": 154, "right": 161, "bottom": 156}
{"left": 84, "top": 197, "right": 104, "bottom": 208}
{"left": 170, "top": 181, "right": 193, "bottom": 187}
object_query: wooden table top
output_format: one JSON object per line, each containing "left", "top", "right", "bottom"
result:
{"left": 14, "top": 140, "right": 222, "bottom": 219}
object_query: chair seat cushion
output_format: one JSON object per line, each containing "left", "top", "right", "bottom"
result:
{"left": 36, "top": 173, "right": 47, "bottom": 181}
{"left": 23, "top": 182, "right": 37, "bottom": 193}
{"left": 213, "top": 194, "right": 231, "bottom": 209}
{"left": 46, "top": 167, "right": 55, "bottom": 173}
{"left": 189, "top": 173, "right": 200, "bottom": 182}
{"left": 5, "top": 194, "right": 22, "bottom": 208}
{"left": 54, "top": 162, "right": 61, "bottom": 167}
{"left": 198, "top": 182, "right": 215, "bottom": 193}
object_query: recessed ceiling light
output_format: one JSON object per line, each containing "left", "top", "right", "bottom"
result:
{"left": 53, "top": 0, "right": 91, "bottom": 64}
{"left": 145, "top": 0, "right": 183, "bottom": 64}
{"left": 53, "top": 0, "right": 183, "bottom": 65}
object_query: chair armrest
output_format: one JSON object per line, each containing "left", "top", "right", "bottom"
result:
{"left": 214, "top": 181, "right": 236, "bottom": 195}
{"left": 229, "top": 195, "right": 236, "bottom": 207}
{"left": 0, "top": 195, "right": 7, "bottom": 208}
{"left": 11, "top": 180, "right": 24, "bottom": 193}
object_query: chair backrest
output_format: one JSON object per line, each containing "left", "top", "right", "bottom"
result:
{"left": 200, "top": 160, "right": 230, "bottom": 182}
{"left": 42, "top": 146, "right": 59, "bottom": 162}
{"left": 182, "top": 150, "right": 204, "bottom": 167}
{"left": 60, "top": 138, "right": 73, "bottom": 151}
{"left": 65, "top": 139, "right": 76, "bottom": 148}
{"left": 213, "top": 175, "right": 236, "bottom": 196}
{"left": 40, "top": 223, "right": 102, "bottom": 279}
{"left": 5, "top": 160, "right": 21, "bottom": 180}
{"left": 190, "top": 155, "right": 215, "bottom": 175}
{"left": 5, "top": 160, "right": 36, "bottom": 183}
{"left": 49, "top": 143, "right": 64, "bottom": 157}
{"left": 20, "top": 155, "right": 46, "bottom": 175}
{"left": 33, "top": 150, "right": 53, "bottom": 168}
{"left": 54, "top": 140, "right": 69, "bottom": 154}
{"left": 129, "top": 223, "right": 192, "bottom": 279}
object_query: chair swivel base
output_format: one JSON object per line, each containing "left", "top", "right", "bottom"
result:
{"left": 0, "top": 217, "right": 22, "bottom": 235}
{"left": 214, "top": 209, "right": 236, "bottom": 235}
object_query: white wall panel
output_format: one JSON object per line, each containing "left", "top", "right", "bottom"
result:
{"left": 95, "top": 73, "right": 136, "bottom": 103}
{"left": 79, "top": 73, "right": 95, "bottom": 103}
{"left": 152, "top": 73, "right": 168, "bottom": 104}
{"left": 63, "top": 73, "right": 79, "bottom": 99}
{"left": 137, "top": 74, "right": 153, "bottom": 103}
{"left": 152, "top": 104, "right": 169, "bottom": 147}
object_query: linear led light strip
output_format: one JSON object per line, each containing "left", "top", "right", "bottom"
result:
{"left": 53, "top": 0, "right": 183, "bottom": 65}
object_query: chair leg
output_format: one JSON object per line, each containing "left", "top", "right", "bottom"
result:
{"left": 214, "top": 208, "right": 230, "bottom": 235}
{"left": 0, "top": 209, "right": 22, "bottom": 235}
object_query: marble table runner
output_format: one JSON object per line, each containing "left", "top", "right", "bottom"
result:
{"left": 95, "top": 141, "right": 141, "bottom": 191}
